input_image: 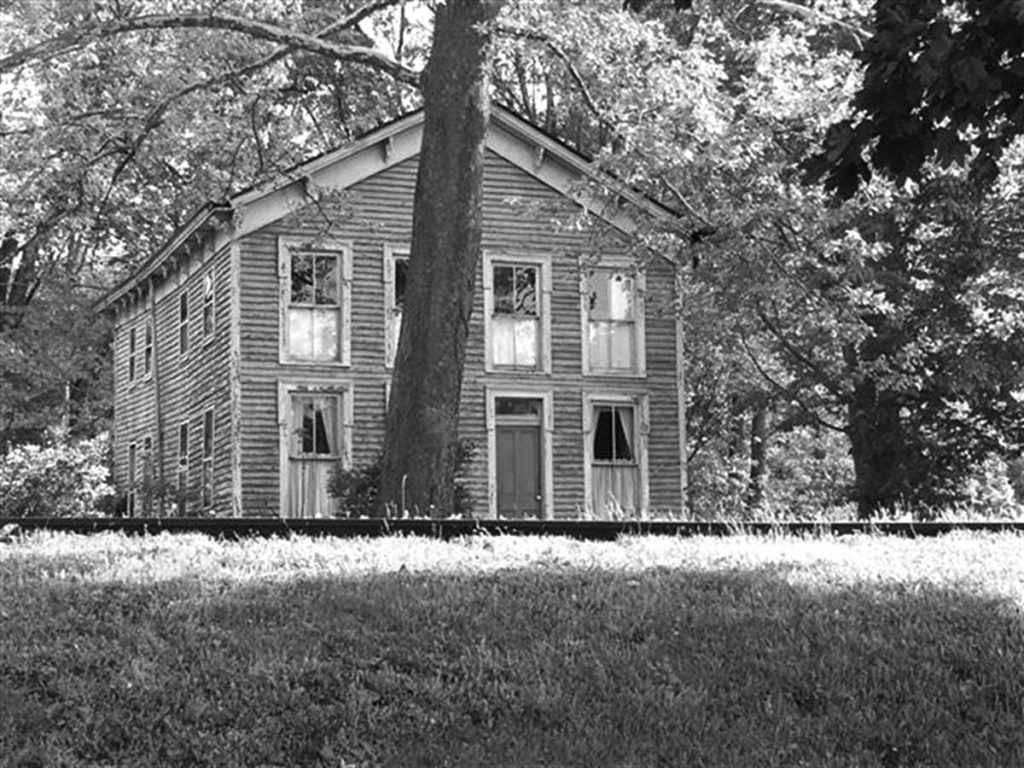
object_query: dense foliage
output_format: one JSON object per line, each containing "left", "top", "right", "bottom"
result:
{"left": 2, "top": 0, "right": 1024, "bottom": 517}
{"left": 0, "top": 432, "right": 112, "bottom": 517}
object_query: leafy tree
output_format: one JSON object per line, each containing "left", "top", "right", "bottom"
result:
{"left": 807, "top": 0, "right": 1024, "bottom": 196}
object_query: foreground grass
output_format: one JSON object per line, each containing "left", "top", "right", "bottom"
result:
{"left": 2, "top": 533, "right": 1024, "bottom": 767}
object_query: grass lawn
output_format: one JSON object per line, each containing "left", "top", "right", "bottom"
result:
{"left": 2, "top": 532, "right": 1024, "bottom": 767}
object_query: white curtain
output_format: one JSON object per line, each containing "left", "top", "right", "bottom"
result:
{"left": 288, "top": 395, "right": 341, "bottom": 518}
{"left": 593, "top": 466, "right": 638, "bottom": 520}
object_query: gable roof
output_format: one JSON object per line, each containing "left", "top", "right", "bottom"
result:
{"left": 101, "top": 104, "right": 678, "bottom": 311}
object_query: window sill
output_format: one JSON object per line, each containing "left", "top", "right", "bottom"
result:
{"left": 279, "top": 358, "right": 351, "bottom": 368}
{"left": 485, "top": 367, "right": 551, "bottom": 376}
{"left": 583, "top": 369, "right": 647, "bottom": 379}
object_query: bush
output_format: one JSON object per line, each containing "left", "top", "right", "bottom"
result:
{"left": 0, "top": 431, "right": 113, "bottom": 517}
{"left": 329, "top": 439, "right": 477, "bottom": 518}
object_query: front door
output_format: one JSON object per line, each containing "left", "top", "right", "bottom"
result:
{"left": 495, "top": 398, "right": 543, "bottom": 518}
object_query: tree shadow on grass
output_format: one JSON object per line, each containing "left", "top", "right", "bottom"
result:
{"left": 2, "top": 547, "right": 1023, "bottom": 767}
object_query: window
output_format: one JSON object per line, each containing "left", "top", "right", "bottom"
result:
{"left": 593, "top": 405, "right": 635, "bottom": 463}
{"left": 484, "top": 254, "right": 550, "bottom": 373}
{"left": 202, "top": 408, "right": 214, "bottom": 509}
{"left": 584, "top": 268, "right": 644, "bottom": 374}
{"left": 584, "top": 395, "right": 648, "bottom": 520}
{"left": 128, "top": 327, "right": 137, "bottom": 383}
{"left": 384, "top": 246, "right": 409, "bottom": 368}
{"left": 141, "top": 436, "right": 153, "bottom": 513}
{"left": 279, "top": 383, "right": 351, "bottom": 519}
{"left": 177, "top": 422, "right": 189, "bottom": 516}
{"left": 493, "top": 264, "right": 538, "bottom": 367}
{"left": 202, "top": 272, "right": 214, "bottom": 340}
{"left": 143, "top": 320, "right": 153, "bottom": 378}
{"left": 126, "top": 442, "right": 137, "bottom": 516}
{"left": 179, "top": 291, "right": 189, "bottom": 356}
{"left": 280, "top": 238, "right": 350, "bottom": 364}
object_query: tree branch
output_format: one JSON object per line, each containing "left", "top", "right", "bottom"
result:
{"left": 495, "top": 24, "right": 615, "bottom": 133}
{"left": 758, "top": 0, "right": 869, "bottom": 47}
{"left": 0, "top": 6, "right": 420, "bottom": 86}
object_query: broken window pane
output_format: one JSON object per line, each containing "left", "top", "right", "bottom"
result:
{"left": 314, "top": 254, "right": 338, "bottom": 305}
{"left": 291, "top": 252, "right": 315, "bottom": 304}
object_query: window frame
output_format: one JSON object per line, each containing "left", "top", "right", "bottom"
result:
{"left": 383, "top": 243, "right": 410, "bottom": 369}
{"left": 580, "top": 262, "right": 646, "bottom": 377}
{"left": 143, "top": 319, "right": 153, "bottom": 379}
{"left": 201, "top": 407, "right": 214, "bottom": 510}
{"left": 581, "top": 391, "right": 650, "bottom": 518}
{"left": 276, "top": 378, "right": 354, "bottom": 518}
{"left": 126, "top": 441, "right": 137, "bottom": 516}
{"left": 278, "top": 237, "right": 352, "bottom": 366}
{"left": 201, "top": 271, "right": 215, "bottom": 344}
{"left": 127, "top": 326, "right": 137, "bottom": 384}
{"left": 177, "top": 421, "right": 189, "bottom": 516}
{"left": 178, "top": 290, "right": 189, "bottom": 358}
{"left": 483, "top": 251, "right": 552, "bottom": 374}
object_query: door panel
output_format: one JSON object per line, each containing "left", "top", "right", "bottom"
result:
{"left": 496, "top": 424, "right": 541, "bottom": 518}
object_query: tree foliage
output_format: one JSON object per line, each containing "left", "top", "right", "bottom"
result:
{"left": 3, "top": 0, "right": 1024, "bottom": 518}
{"left": 807, "top": 0, "right": 1024, "bottom": 196}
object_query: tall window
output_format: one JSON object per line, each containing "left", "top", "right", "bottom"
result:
{"left": 141, "top": 436, "right": 153, "bottom": 513}
{"left": 202, "top": 408, "right": 214, "bottom": 509}
{"left": 590, "top": 402, "right": 640, "bottom": 518}
{"left": 484, "top": 254, "right": 550, "bottom": 373}
{"left": 202, "top": 272, "right": 214, "bottom": 340}
{"left": 384, "top": 247, "right": 409, "bottom": 367}
{"left": 492, "top": 263, "right": 538, "bottom": 368}
{"left": 282, "top": 240, "right": 349, "bottom": 363}
{"left": 179, "top": 291, "right": 189, "bottom": 356}
{"left": 143, "top": 320, "right": 153, "bottom": 378}
{"left": 585, "top": 269, "right": 640, "bottom": 373}
{"left": 127, "top": 328, "right": 137, "bottom": 383}
{"left": 287, "top": 393, "right": 342, "bottom": 518}
{"left": 126, "top": 442, "right": 137, "bottom": 516}
{"left": 177, "top": 422, "right": 189, "bottom": 516}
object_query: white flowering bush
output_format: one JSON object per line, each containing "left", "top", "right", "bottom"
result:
{"left": 0, "top": 432, "right": 113, "bottom": 517}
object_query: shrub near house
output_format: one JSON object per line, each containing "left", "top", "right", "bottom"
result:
{"left": 0, "top": 433, "right": 113, "bottom": 517}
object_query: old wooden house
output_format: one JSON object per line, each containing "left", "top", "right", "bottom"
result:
{"left": 102, "top": 106, "right": 686, "bottom": 519}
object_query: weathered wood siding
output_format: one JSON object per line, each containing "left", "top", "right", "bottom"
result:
{"left": 234, "top": 149, "right": 682, "bottom": 518}
{"left": 112, "top": 245, "right": 233, "bottom": 514}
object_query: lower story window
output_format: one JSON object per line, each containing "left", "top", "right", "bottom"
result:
{"left": 285, "top": 391, "right": 345, "bottom": 518}
{"left": 590, "top": 402, "right": 641, "bottom": 518}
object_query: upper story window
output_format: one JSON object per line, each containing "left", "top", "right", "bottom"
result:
{"left": 127, "top": 327, "right": 137, "bottom": 383}
{"left": 383, "top": 245, "right": 409, "bottom": 368}
{"left": 202, "top": 272, "right": 215, "bottom": 341}
{"left": 143, "top": 320, "right": 153, "bottom": 378}
{"left": 483, "top": 253, "right": 551, "bottom": 373}
{"left": 179, "top": 291, "right": 189, "bottom": 356}
{"left": 583, "top": 267, "right": 645, "bottom": 375}
{"left": 279, "top": 237, "right": 351, "bottom": 365}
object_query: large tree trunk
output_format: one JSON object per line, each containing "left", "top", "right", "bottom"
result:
{"left": 379, "top": 0, "right": 501, "bottom": 517}
{"left": 847, "top": 377, "right": 906, "bottom": 518}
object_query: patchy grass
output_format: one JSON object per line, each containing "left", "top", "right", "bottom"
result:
{"left": 2, "top": 532, "right": 1024, "bottom": 767}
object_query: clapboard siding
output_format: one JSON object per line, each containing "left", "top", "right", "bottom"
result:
{"left": 232, "top": 149, "right": 681, "bottom": 518}
{"left": 111, "top": 245, "right": 233, "bottom": 514}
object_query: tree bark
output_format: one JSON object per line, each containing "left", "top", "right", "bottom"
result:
{"left": 379, "top": 0, "right": 502, "bottom": 517}
{"left": 847, "top": 377, "right": 906, "bottom": 518}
